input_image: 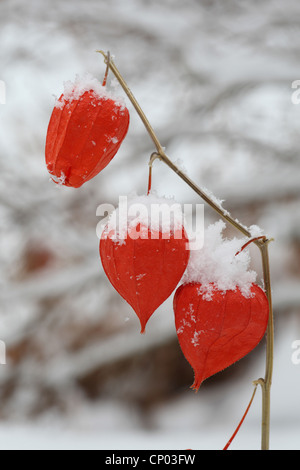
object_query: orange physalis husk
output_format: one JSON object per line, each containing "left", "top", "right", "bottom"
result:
{"left": 45, "top": 73, "right": 130, "bottom": 188}
{"left": 174, "top": 282, "right": 269, "bottom": 391}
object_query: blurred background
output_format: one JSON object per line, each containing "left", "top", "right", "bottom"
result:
{"left": 0, "top": 0, "right": 300, "bottom": 450}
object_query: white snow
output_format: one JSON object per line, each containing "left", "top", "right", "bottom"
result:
{"left": 201, "top": 186, "right": 230, "bottom": 217}
{"left": 55, "top": 72, "right": 126, "bottom": 110}
{"left": 49, "top": 171, "right": 66, "bottom": 186}
{"left": 102, "top": 191, "right": 187, "bottom": 241}
{"left": 182, "top": 220, "right": 257, "bottom": 299}
{"left": 191, "top": 331, "right": 202, "bottom": 347}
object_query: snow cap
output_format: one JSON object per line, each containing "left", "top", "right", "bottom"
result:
{"left": 182, "top": 220, "right": 257, "bottom": 299}
{"left": 55, "top": 72, "right": 126, "bottom": 110}
{"left": 103, "top": 191, "right": 187, "bottom": 241}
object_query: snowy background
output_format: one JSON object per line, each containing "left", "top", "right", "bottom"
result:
{"left": 0, "top": 0, "right": 300, "bottom": 450}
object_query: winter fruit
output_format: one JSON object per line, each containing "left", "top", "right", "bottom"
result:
{"left": 45, "top": 73, "right": 130, "bottom": 188}
{"left": 100, "top": 194, "right": 190, "bottom": 333}
{"left": 174, "top": 283, "right": 269, "bottom": 391}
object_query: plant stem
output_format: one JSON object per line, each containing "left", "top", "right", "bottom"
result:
{"left": 98, "top": 50, "right": 275, "bottom": 450}
{"left": 258, "top": 240, "right": 274, "bottom": 450}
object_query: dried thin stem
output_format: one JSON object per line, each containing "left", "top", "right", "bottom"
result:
{"left": 97, "top": 50, "right": 275, "bottom": 450}
{"left": 97, "top": 50, "right": 164, "bottom": 154}
{"left": 96, "top": 52, "right": 253, "bottom": 237}
{"left": 258, "top": 240, "right": 274, "bottom": 450}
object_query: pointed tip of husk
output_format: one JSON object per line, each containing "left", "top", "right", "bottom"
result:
{"left": 191, "top": 375, "right": 203, "bottom": 393}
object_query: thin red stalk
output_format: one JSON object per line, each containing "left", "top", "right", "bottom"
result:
{"left": 223, "top": 384, "right": 258, "bottom": 450}
{"left": 102, "top": 52, "right": 111, "bottom": 86}
{"left": 235, "top": 236, "right": 267, "bottom": 256}
{"left": 147, "top": 165, "right": 152, "bottom": 195}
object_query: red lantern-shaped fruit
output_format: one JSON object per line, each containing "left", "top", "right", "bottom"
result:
{"left": 45, "top": 74, "right": 130, "bottom": 188}
{"left": 100, "top": 202, "right": 190, "bottom": 333}
{"left": 174, "top": 283, "right": 269, "bottom": 391}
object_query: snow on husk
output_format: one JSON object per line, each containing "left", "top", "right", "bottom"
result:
{"left": 55, "top": 72, "right": 126, "bottom": 109}
{"left": 182, "top": 220, "right": 257, "bottom": 298}
{"left": 102, "top": 191, "right": 186, "bottom": 240}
